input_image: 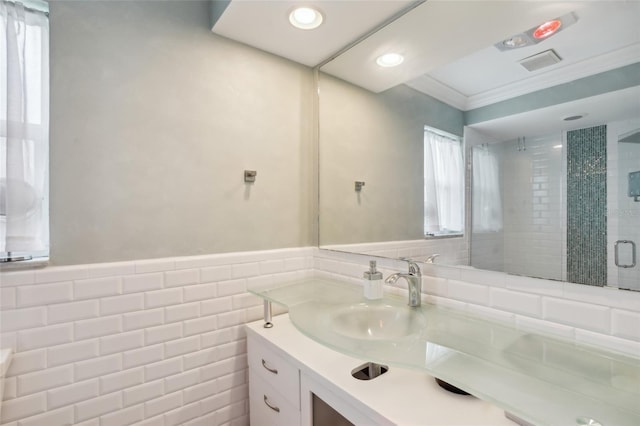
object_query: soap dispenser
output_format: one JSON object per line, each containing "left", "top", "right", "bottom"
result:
{"left": 363, "top": 260, "right": 383, "bottom": 300}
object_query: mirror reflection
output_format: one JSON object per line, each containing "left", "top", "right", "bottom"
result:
{"left": 318, "top": 1, "right": 640, "bottom": 290}
{"left": 470, "top": 134, "right": 563, "bottom": 282}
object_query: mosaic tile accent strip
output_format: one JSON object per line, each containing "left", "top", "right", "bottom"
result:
{"left": 567, "top": 125, "right": 607, "bottom": 286}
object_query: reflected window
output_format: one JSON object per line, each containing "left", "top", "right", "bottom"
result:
{"left": 424, "top": 126, "right": 464, "bottom": 236}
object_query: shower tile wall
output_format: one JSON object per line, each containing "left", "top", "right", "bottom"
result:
{"left": 567, "top": 125, "right": 608, "bottom": 286}
{"left": 470, "top": 230, "right": 505, "bottom": 272}
{"left": 499, "top": 135, "right": 564, "bottom": 280}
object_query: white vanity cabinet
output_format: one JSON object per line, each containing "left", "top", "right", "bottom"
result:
{"left": 247, "top": 320, "right": 389, "bottom": 426}
{"left": 246, "top": 315, "right": 516, "bottom": 426}
{"left": 247, "top": 335, "right": 301, "bottom": 426}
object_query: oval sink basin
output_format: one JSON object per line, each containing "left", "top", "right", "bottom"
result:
{"left": 328, "top": 302, "right": 426, "bottom": 340}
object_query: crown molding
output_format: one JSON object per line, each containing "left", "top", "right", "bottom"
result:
{"left": 464, "top": 43, "right": 640, "bottom": 110}
{"left": 405, "top": 75, "right": 468, "bottom": 111}
{"left": 410, "top": 43, "right": 640, "bottom": 112}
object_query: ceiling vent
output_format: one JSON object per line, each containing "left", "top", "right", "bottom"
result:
{"left": 518, "top": 49, "right": 562, "bottom": 72}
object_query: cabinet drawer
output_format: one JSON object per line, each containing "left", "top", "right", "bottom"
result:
{"left": 248, "top": 336, "right": 300, "bottom": 408}
{"left": 250, "top": 369, "right": 300, "bottom": 426}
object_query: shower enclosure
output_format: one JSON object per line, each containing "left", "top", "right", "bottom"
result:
{"left": 612, "top": 126, "right": 640, "bottom": 291}
{"left": 469, "top": 122, "right": 640, "bottom": 290}
{"left": 470, "top": 133, "right": 564, "bottom": 281}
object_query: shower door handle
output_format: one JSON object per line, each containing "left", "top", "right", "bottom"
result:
{"left": 615, "top": 240, "right": 636, "bottom": 268}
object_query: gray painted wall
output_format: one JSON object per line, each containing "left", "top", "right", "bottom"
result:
{"left": 319, "top": 74, "right": 464, "bottom": 245}
{"left": 49, "top": 1, "right": 314, "bottom": 265}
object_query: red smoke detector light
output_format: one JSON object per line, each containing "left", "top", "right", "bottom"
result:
{"left": 533, "top": 20, "right": 562, "bottom": 39}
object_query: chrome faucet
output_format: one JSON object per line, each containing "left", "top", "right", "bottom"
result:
{"left": 385, "top": 261, "right": 422, "bottom": 307}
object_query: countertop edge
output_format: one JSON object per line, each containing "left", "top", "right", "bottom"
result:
{"left": 246, "top": 314, "right": 516, "bottom": 426}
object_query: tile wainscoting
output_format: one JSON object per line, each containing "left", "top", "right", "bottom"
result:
{"left": 322, "top": 237, "right": 469, "bottom": 266}
{"left": 0, "top": 248, "right": 313, "bottom": 426}
{"left": 314, "top": 249, "right": 640, "bottom": 356}
{"left": 1, "top": 247, "right": 638, "bottom": 425}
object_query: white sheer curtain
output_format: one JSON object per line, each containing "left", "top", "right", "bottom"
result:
{"left": 472, "top": 144, "right": 502, "bottom": 232}
{"left": 1, "top": 1, "right": 49, "bottom": 258}
{"left": 424, "top": 129, "right": 464, "bottom": 234}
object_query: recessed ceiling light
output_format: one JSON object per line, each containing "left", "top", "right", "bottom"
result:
{"left": 376, "top": 53, "right": 404, "bottom": 68}
{"left": 533, "top": 19, "right": 562, "bottom": 40}
{"left": 553, "top": 144, "right": 563, "bottom": 149}
{"left": 289, "top": 7, "right": 323, "bottom": 30}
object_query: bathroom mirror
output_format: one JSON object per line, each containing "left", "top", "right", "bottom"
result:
{"left": 317, "top": 1, "right": 640, "bottom": 290}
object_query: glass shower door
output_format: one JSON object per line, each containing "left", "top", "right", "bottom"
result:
{"left": 616, "top": 128, "right": 640, "bottom": 291}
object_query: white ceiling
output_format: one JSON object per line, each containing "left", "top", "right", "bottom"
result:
{"left": 211, "top": 0, "right": 415, "bottom": 67}
{"left": 426, "top": 2, "right": 638, "bottom": 97}
{"left": 212, "top": 0, "right": 640, "bottom": 134}
{"left": 468, "top": 86, "right": 640, "bottom": 141}
{"left": 321, "top": 1, "right": 576, "bottom": 93}
{"left": 319, "top": 1, "right": 640, "bottom": 110}
{"left": 407, "top": 1, "right": 640, "bottom": 110}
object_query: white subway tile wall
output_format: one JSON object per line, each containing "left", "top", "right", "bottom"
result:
{"left": 322, "top": 237, "right": 469, "bottom": 267}
{"left": 468, "top": 135, "right": 570, "bottom": 282}
{"left": 0, "top": 248, "right": 314, "bottom": 425}
{"left": 2, "top": 246, "right": 639, "bottom": 425}
{"left": 314, "top": 249, "right": 640, "bottom": 357}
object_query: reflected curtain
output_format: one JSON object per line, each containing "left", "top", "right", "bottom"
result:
{"left": 472, "top": 145, "right": 502, "bottom": 232}
{"left": 424, "top": 131, "right": 464, "bottom": 233}
{"left": 0, "top": 1, "right": 49, "bottom": 256}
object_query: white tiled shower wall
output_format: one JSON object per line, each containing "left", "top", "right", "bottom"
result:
{"left": 0, "top": 248, "right": 313, "bottom": 426}
{"left": 470, "top": 135, "right": 565, "bottom": 281}
{"left": 500, "top": 134, "right": 564, "bottom": 281}
{"left": 1, "top": 247, "right": 639, "bottom": 426}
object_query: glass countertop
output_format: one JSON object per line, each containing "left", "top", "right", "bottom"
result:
{"left": 250, "top": 278, "right": 640, "bottom": 426}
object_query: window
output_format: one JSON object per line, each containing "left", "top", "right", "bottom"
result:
{"left": 424, "top": 126, "right": 464, "bottom": 236}
{"left": 1, "top": 0, "right": 49, "bottom": 262}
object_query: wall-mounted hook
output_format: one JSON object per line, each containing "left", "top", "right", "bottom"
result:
{"left": 244, "top": 170, "right": 257, "bottom": 183}
{"left": 355, "top": 181, "right": 365, "bottom": 192}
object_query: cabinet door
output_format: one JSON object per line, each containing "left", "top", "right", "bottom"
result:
{"left": 300, "top": 372, "right": 388, "bottom": 426}
{"left": 248, "top": 336, "right": 300, "bottom": 408}
{"left": 250, "top": 368, "right": 300, "bottom": 426}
